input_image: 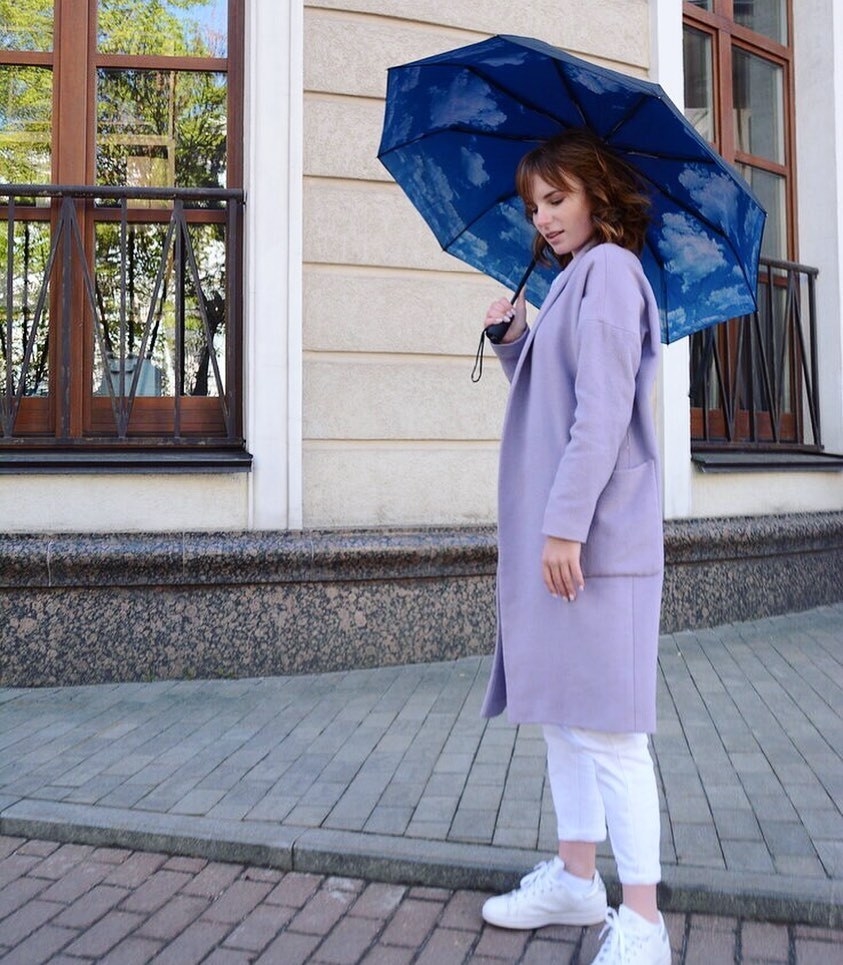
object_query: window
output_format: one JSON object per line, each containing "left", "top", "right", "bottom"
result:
{"left": 0, "top": 0, "right": 247, "bottom": 468}
{"left": 682, "top": 2, "right": 821, "bottom": 453}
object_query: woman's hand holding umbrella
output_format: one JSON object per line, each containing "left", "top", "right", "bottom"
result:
{"left": 484, "top": 291, "right": 527, "bottom": 344}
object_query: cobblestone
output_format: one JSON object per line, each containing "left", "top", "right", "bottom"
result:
{"left": 0, "top": 836, "right": 840, "bottom": 963}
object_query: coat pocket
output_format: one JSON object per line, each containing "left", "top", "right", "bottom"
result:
{"left": 581, "top": 460, "right": 663, "bottom": 577}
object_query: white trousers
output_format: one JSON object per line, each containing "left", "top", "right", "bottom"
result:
{"left": 543, "top": 724, "right": 662, "bottom": 886}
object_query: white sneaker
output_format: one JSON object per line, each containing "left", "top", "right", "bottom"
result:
{"left": 482, "top": 857, "right": 608, "bottom": 929}
{"left": 591, "top": 905, "right": 671, "bottom": 964}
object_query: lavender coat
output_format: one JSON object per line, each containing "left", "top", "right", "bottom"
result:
{"left": 480, "top": 242, "right": 664, "bottom": 734}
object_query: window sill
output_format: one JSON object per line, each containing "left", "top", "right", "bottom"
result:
{"left": 692, "top": 450, "right": 843, "bottom": 472}
{"left": 0, "top": 448, "right": 253, "bottom": 474}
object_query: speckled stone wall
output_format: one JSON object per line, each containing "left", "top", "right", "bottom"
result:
{"left": 2, "top": 513, "right": 841, "bottom": 686}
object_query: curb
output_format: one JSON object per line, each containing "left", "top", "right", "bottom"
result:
{"left": 2, "top": 799, "right": 840, "bottom": 930}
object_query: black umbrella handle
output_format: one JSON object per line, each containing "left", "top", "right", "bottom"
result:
{"left": 471, "top": 259, "right": 537, "bottom": 382}
{"left": 484, "top": 258, "right": 537, "bottom": 345}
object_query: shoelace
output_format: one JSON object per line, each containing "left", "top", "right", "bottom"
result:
{"left": 594, "top": 909, "right": 625, "bottom": 963}
{"left": 593, "top": 909, "right": 650, "bottom": 964}
{"left": 520, "top": 858, "right": 555, "bottom": 889}
{"left": 504, "top": 859, "right": 556, "bottom": 903}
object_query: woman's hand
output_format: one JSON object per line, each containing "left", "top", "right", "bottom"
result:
{"left": 484, "top": 290, "right": 527, "bottom": 343}
{"left": 542, "top": 537, "right": 585, "bottom": 601}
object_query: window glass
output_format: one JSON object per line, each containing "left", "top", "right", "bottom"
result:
{"left": 683, "top": 27, "right": 715, "bottom": 143}
{"left": 734, "top": 0, "right": 787, "bottom": 45}
{"left": 0, "top": 220, "right": 52, "bottom": 397}
{"left": 97, "top": 0, "right": 227, "bottom": 57}
{"left": 687, "top": 0, "right": 712, "bottom": 10}
{"left": 738, "top": 163, "right": 785, "bottom": 260}
{"left": 96, "top": 69, "right": 227, "bottom": 189}
{"left": 732, "top": 48, "right": 784, "bottom": 164}
{"left": 0, "top": 0, "right": 53, "bottom": 51}
{"left": 92, "top": 221, "right": 227, "bottom": 398}
{"left": 0, "top": 66, "right": 53, "bottom": 184}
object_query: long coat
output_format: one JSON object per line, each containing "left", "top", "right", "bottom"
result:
{"left": 480, "top": 242, "right": 664, "bottom": 734}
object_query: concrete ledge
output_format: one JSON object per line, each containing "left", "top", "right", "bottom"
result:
{"left": 660, "top": 511, "right": 843, "bottom": 631}
{"left": 2, "top": 799, "right": 839, "bottom": 928}
{"left": 1, "top": 513, "right": 842, "bottom": 686}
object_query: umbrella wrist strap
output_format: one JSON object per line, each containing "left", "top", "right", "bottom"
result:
{"left": 471, "top": 328, "right": 487, "bottom": 382}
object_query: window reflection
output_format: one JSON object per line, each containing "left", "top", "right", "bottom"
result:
{"left": 93, "top": 221, "right": 227, "bottom": 398}
{"left": 0, "top": 66, "right": 53, "bottom": 184}
{"left": 732, "top": 49, "right": 784, "bottom": 164}
{"left": 0, "top": 221, "right": 52, "bottom": 397}
{"left": 97, "top": 69, "right": 227, "bottom": 189}
{"left": 734, "top": 0, "right": 787, "bottom": 45}
{"left": 683, "top": 27, "right": 715, "bottom": 143}
{"left": 0, "top": 0, "right": 53, "bottom": 51}
{"left": 738, "top": 164, "right": 785, "bottom": 260}
{"left": 97, "top": 0, "right": 227, "bottom": 57}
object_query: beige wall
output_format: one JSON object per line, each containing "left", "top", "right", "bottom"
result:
{"left": 301, "top": 2, "right": 651, "bottom": 527}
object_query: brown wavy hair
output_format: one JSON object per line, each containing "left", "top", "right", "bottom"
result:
{"left": 515, "top": 128, "right": 651, "bottom": 268}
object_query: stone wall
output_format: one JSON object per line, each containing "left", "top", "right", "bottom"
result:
{"left": 2, "top": 512, "right": 842, "bottom": 687}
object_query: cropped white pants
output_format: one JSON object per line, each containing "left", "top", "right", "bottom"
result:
{"left": 543, "top": 724, "right": 662, "bottom": 886}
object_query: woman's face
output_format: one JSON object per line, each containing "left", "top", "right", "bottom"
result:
{"left": 527, "top": 173, "right": 595, "bottom": 258}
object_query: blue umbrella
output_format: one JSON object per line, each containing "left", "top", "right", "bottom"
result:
{"left": 377, "top": 34, "right": 766, "bottom": 344}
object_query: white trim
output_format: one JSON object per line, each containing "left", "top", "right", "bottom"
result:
{"left": 651, "top": 0, "right": 693, "bottom": 519}
{"left": 794, "top": 0, "right": 843, "bottom": 455}
{"left": 244, "top": 0, "right": 304, "bottom": 529}
{"left": 286, "top": 0, "right": 305, "bottom": 529}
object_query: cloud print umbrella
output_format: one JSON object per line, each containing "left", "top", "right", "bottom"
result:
{"left": 377, "top": 34, "right": 766, "bottom": 344}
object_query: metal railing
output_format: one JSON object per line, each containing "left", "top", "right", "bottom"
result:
{"left": 0, "top": 184, "right": 245, "bottom": 452}
{"left": 690, "top": 256, "right": 821, "bottom": 450}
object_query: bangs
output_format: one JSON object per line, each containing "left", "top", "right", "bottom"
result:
{"left": 515, "top": 151, "right": 579, "bottom": 208}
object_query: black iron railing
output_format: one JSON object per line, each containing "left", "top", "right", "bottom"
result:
{"left": 0, "top": 184, "right": 245, "bottom": 463}
{"left": 690, "top": 256, "right": 821, "bottom": 450}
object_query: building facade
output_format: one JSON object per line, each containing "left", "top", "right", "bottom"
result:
{"left": 1, "top": 1, "right": 841, "bottom": 685}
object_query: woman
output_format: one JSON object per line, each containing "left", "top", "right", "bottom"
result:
{"left": 479, "top": 129, "right": 671, "bottom": 965}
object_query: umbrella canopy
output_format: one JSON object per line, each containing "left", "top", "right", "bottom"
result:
{"left": 377, "top": 34, "right": 766, "bottom": 344}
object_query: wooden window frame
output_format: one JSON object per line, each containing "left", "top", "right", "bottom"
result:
{"left": 683, "top": 1, "right": 810, "bottom": 452}
{"left": 0, "top": 1, "right": 247, "bottom": 468}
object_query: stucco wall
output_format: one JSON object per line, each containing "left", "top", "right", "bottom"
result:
{"left": 300, "top": 1, "right": 652, "bottom": 527}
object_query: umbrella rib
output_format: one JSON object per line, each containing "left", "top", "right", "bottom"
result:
{"left": 551, "top": 60, "right": 590, "bottom": 127}
{"left": 602, "top": 93, "right": 650, "bottom": 141}
{"left": 637, "top": 168, "right": 759, "bottom": 297}
{"left": 379, "top": 126, "right": 545, "bottom": 157}
{"left": 440, "top": 189, "right": 523, "bottom": 250}
{"left": 469, "top": 65, "right": 571, "bottom": 126}
{"left": 428, "top": 61, "right": 582, "bottom": 130}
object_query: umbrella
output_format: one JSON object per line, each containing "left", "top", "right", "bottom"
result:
{"left": 377, "top": 34, "right": 766, "bottom": 344}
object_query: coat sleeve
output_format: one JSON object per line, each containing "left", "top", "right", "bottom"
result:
{"left": 492, "top": 327, "right": 529, "bottom": 383}
{"left": 541, "top": 248, "right": 645, "bottom": 542}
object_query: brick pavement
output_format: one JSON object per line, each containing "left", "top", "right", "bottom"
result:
{"left": 2, "top": 836, "right": 843, "bottom": 964}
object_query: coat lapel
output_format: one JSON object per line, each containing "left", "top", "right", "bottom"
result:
{"left": 510, "top": 248, "right": 591, "bottom": 384}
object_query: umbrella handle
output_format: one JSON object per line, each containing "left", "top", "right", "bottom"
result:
{"left": 484, "top": 258, "right": 538, "bottom": 345}
{"left": 471, "top": 259, "right": 537, "bottom": 382}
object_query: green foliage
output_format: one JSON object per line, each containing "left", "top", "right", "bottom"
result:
{"left": 98, "top": 0, "right": 224, "bottom": 57}
{"left": 0, "top": 66, "right": 52, "bottom": 183}
{"left": 0, "top": 0, "right": 53, "bottom": 51}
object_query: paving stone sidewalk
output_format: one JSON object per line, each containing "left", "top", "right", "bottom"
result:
{"left": 0, "top": 604, "right": 841, "bottom": 933}
{"left": 2, "top": 836, "right": 842, "bottom": 964}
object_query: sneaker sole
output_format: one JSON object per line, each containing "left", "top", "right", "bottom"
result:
{"left": 481, "top": 903, "right": 608, "bottom": 930}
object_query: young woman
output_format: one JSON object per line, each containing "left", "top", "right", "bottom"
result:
{"left": 479, "top": 129, "right": 671, "bottom": 965}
